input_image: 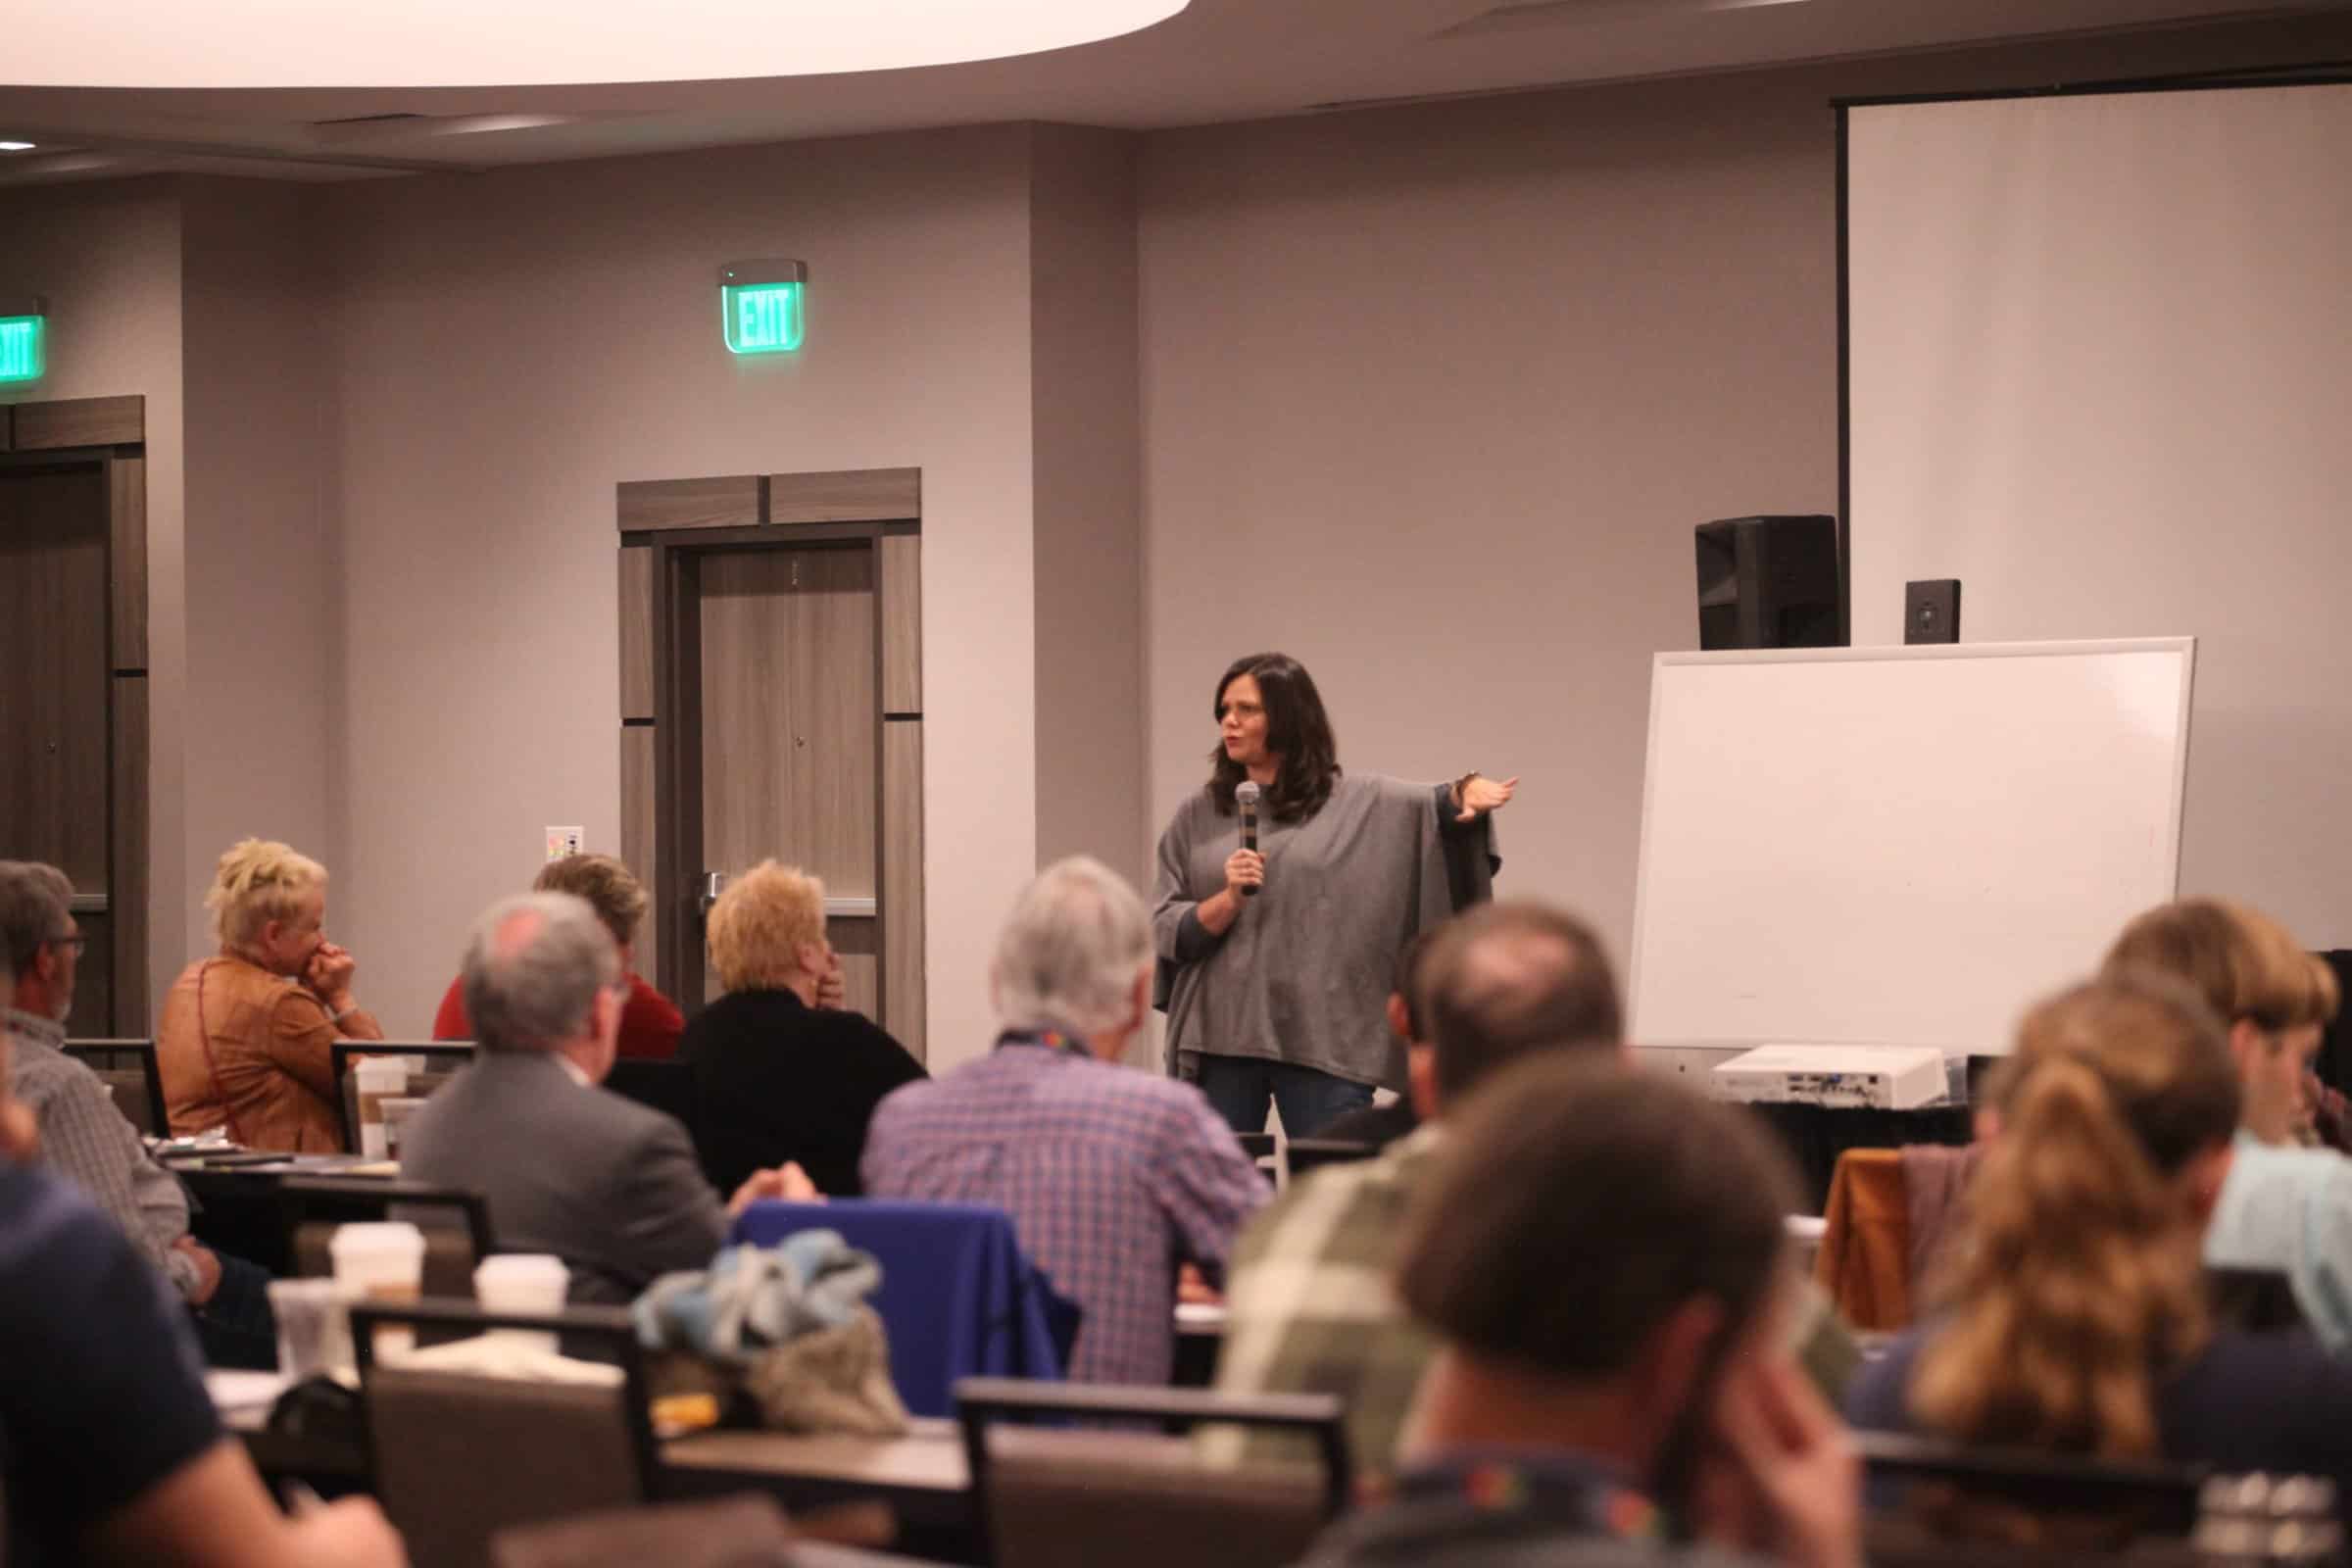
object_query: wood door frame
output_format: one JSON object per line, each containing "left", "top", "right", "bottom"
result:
{"left": 1, "top": 394, "right": 149, "bottom": 1034}
{"left": 616, "top": 466, "right": 923, "bottom": 1050}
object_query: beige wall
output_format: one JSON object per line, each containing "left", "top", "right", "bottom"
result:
{"left": 1136, "top": 14, "right": 2352, "bottom": 974}
{"left": 12, "top": 8, "right": 2352, "bottom": 1049}
{"left": 316, "top": 127, "right": 1040, "bottom": 1058}
{"left": 179, "top": 179, "right": 342, "bottom": 956}
{"left": 0, "top": 178, "right": 190, "bottom": 1010}
{"left": 1030, "top": 124, "right": 1146, "bottom": 887}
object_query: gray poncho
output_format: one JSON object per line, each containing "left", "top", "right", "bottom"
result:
{"left": 1152, "top": 772, "right": 1491, "bottom": 1093}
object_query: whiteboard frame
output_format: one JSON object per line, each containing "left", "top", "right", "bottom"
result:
{"left": 1626, "top": 636, "right": 2197, "bottom": 1049}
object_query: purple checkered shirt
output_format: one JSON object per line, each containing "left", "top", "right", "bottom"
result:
{"left": 860, "top": 1034, "right": 1268, "bottom": 1386}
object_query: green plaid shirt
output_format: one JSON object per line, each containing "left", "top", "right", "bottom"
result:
{"left": 1210, "top": 1125, "right": 1447, "bottom": 1477}
{"left": 1210, "top": 1125, "right": 1863, "bottom": 1482}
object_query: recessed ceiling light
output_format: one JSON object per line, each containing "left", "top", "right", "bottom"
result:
{"left": 7, "top": 0, "right": 1191, "bottom": 89}
{"left": 0, "top": 141, "right": 37, "bottom": 153}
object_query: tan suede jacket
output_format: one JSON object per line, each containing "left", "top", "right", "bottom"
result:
{"left": 158, "top": 954, "right": 384, "bottom": 1152}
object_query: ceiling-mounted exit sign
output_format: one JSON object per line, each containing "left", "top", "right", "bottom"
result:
{"left": 719, "top": 260, "right": 806, "bottom": 355}
{"left": 0, "top": 297, "right": 44, "bottom": 384}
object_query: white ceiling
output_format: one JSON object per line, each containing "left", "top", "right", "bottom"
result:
{"left": 0, "top": 0, "right": 2339, "bottom": 186}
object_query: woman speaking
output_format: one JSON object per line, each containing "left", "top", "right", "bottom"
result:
{"left": 1152, "top": 652, "right": 1513, "bottom": 1138}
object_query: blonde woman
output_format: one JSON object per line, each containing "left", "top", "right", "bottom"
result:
{"left": 679, "top": 859, "right": 924, "bottom": 1197}
{"left": 2101, "top": 897, "right": 2351, "bottom": 1351}
{"left": 158, "top": 839, "right": 384, "bottom": 1151}
{"left": 1845, "top": 971, "right": 2352, "bottom": 1500}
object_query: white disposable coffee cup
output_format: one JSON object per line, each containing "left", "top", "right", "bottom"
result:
{"left": 329, "top": 1220, "right": 426, "bottom": 1355}
{"left": 353, "top": 1058, "right": 408, "bottom": 1159}
{"left": 475, "top": 1253, "right": 569, "bottom": 1354}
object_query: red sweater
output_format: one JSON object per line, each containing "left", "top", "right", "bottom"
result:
{"left": 430, "top": 972, "right": 683, "bottom": 1060}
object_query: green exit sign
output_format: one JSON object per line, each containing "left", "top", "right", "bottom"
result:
{"left": 0, "top": 301, "right": 43, "bottom": 384}
{"left": 719, "top": 261, "right": 807, "bottom": 356}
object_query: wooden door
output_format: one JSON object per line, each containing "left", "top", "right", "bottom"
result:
{"left": 697, "top": 545, "right": 881, "bottom": 1017}
{"left": 0, "top": 465, "right": 116, "bottom": 1029}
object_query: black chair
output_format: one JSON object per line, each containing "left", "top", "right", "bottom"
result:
{"left": 330, "top": 1042, "right": 475, "bottom": 1150}
{"left": 351, "top": 1299, "right": 660, "bottom": 1568}
{"left": 1234, "top": 1132, "right": 1276, "bottom": 1161}
{"left": 1857, "top": 1429, "right": 2205, "bottom": 1544}
{"left": 279, "top": 1176, "right": 495, "bottom": 1300}
{"left": 64, "top": 1038, "right": 166, "bottom": 1136}
{"left": 1282, "top": 1139, "right": 1376, "bottom": 1181}
{"left": 955, "top": 1378, "right": 1349, "bottom": 1568}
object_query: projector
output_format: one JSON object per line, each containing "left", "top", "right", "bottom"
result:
{"left": 1711, "top": 1044, "right": 1949, "bottom": 1111}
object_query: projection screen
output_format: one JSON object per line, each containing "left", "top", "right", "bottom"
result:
{"left": 1842, "top": 80, "right": 2352, "bottom": 948}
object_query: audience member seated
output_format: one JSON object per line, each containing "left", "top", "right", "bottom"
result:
{"left": 2100, "top": 897, "right": 2352, "bottom": 1351}
{"left": 1, "top": 967, "right": 408, "bottom": 1568}
{"left": 1298, "top": 1057, "right": 1860, "bottom": 1568}
{"left": 680, "top": 859, "right": 925, "bottom": 1197}
{"left": 1845, "top": 971, "right": 2352, "bottom": 1510}
{"left": 1, "top": 862, "right": 274, "bottom": 1367}
{"left": 862, "top": 856, "right": 1267, "bottom": 1384}
{"left": 1214, "top": 902, "right": 1626, "bottom": 1474}
{"left": 1305, "top": 931, "right": 1437, "bottom": 1152}
{"left": 1223, "top": 903, "right": 1859, "bottom": 1482}
{"left": 431, "top": 852, "right": 682, "bottom": 1060}
{"left": 401, "top": 892, "right": 802, "bottom": 1304}
{"left": 158, "top": 839, "right": 384, "bottom": 1152}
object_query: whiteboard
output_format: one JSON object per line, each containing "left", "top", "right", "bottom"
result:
{"left": 1628, "top": 639, "right": 2195, "bottom": 1057}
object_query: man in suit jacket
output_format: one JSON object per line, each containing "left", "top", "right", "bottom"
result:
{"left": 402, "top": 892, "right": 803, "bottom": 1304}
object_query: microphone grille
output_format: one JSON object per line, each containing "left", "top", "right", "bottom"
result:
{"left": 1235, "top": 781, "right": 1262, "bottom": 807}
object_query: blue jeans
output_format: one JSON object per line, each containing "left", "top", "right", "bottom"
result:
{"left": 1195, "top": 1054, "right": 1375, "bottom": 1140}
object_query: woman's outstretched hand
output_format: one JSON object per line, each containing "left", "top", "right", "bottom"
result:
{"left": 1454, "top": 774, "right": 1519, "bottom": 822}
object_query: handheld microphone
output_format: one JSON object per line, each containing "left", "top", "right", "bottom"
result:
{"left": 1235, "top": 781, "right": 1261, "bottom": 898}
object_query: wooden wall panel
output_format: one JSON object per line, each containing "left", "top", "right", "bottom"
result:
{"left": 621, "top": 724, "right": 658, "bottom": 983}
{"left": 766, "top": 467, "right": 920, "bottom": 525}
{"left": 617, "top": 546, "right": 655, "bottom": 721}
{"left": 700, "top": 548, "right": 878, "bottom": 898}
{"left": 883, "top": 721, "right": 925, "bottom": 1060}
{"left": 616, "top": 475, "right": 760, "bottom": 532}
{"left": 14, "top": 395, "right": 144, "bottom": 450}
{"left": 880, "top": 534, "right": 921, "bottom": 714}
{"left": 110, "top": 456, "right": 147, "bottom": 670}
{"left": 112, "top": 674, "right": 149, "bottom": 1035}
{"left": 0, "top": 465, "right": 112, "bottom": 886}
{"left": 831, "top": 917, "right": 881, "bottom": 1024}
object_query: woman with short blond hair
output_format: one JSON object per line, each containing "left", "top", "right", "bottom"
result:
{"left": 158, "top": 839, "right": 384, "bottom": 1152}
{"left": 682, "top": 859, "right": 925, "bottom": 1197}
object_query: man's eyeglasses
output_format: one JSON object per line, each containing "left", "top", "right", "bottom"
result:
{"left": 47, "top": 935, "right": 88, "bottom": 956}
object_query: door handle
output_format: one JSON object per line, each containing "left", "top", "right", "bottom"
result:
{"left": 698, "top": 871, "right": 727, "bottom": 916}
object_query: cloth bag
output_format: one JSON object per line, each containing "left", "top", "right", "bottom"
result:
{"left": 633, "top": 1231, "right": 908, "bottom": 1436}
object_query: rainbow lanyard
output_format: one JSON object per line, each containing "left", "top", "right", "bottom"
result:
{"left": 1387, "top": 1452, "right": 1665, "bottom": 1544}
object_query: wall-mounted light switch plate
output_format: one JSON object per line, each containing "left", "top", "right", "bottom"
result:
{"left": 1905, "top": 579, "right": 1961, "bottom": 645}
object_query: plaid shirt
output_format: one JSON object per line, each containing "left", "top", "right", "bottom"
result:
{"left": 861, "top": 1034, "right": 1268, "bottom": 1386}
{"left": 1213, "top": 1124, "right": 1865, "bottom": 1480}
{"left": 4, "top": 1009, "right": 202, "bottom": 1300}
{"left": 1212, "top": 1123, "right": 1446, "bottom": 1476}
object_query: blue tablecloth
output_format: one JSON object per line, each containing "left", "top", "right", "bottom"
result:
{"left": 731, "top": 1199, "right": 1074, "bottom": 1417}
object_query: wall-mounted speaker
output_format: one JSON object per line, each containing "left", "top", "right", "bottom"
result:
{"left": 1693, "top": 514, "right": 1843, "bottom": 651}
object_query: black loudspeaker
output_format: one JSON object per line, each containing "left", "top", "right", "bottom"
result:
{"left": 1693, "top": 514, "right": 1843, "bottom": 650}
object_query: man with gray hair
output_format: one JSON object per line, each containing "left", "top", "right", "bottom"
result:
{"left": 862, "top": 856, "right": 1267, "bottom": 1384}
{"left": 1, "top": 859, "right": 276, "bottom": 1364}
{"left": 401, "top": 893, "right": 802, "bottom": 1303}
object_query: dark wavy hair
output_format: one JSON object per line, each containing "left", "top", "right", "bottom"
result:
{"left": 1204, "top": 652, "right": 1341, "bottom": 823}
